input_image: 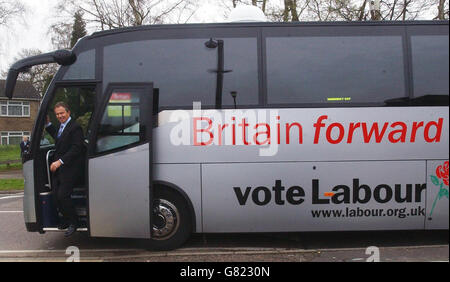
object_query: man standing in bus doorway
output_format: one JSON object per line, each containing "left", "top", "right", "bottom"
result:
{"left": 45, "top": 102, "right": 85, "bottom": 237}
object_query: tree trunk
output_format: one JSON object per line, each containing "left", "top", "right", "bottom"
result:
{"left": 128, "top": 0, "right": 144, "bottom": 26}
{"left": 358, "top": 0, "right": 367, "bottom": 21}
{"left": 370, "top": 0, "right": 381, "bottom": 20}
{"left": 402, "top": 0, "right": 409, "bottom": 21}
{"left": 291, "top": 0, "right": 299, "bottom": 21}
{"left": 283, "top": 0, "right": 290, "bottom": 21}
{"left": 438, "top": 0, "right": 446, "bottom": 19}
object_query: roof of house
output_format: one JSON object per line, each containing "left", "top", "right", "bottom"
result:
{"left": 0, "top": 80, "right": 40, "bottom": 100}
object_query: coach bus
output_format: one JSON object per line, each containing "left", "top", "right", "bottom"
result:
{"left": 4, "top": 20, "right": 449, "bottom": 250}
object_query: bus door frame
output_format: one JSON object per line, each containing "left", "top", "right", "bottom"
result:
{"left": 86, "top": 82, "right": 154, "bottom": 238}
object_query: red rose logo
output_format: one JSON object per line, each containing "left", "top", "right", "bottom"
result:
{"left": 436, "top": 161, "right": 449, "bottom": 186}
{"left": 429, "top": 161, "right": 449, "bottom": 217}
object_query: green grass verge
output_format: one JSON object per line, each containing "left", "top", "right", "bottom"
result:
{"left": 0, "top": 179, "right": 24, "bottom": 191}
{"left": 0, "top": 145, "right": 22, "bottom": 171}
{"left": 0, "top": 145, "right": 21, "bottom": 162}
{"left": 0, "top": 163, "right": 23, "bottom": 171}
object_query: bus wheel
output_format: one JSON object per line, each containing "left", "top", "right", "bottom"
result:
{"left": 148, "top": 188, "right": 192, "bottom": 250}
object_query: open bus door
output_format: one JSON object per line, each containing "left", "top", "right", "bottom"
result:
{"left": 87, "top": 83, "right": 154, "bottom": 238}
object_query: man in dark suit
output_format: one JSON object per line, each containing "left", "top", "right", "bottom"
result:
{"left": 20, "top": 136, "right": 30, "bottom": 162}
{"left": 46, "top": 102, "right": 85, "bottom": 237}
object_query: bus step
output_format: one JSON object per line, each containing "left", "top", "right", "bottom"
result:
{"left": 43, "top": 227, "right": 88, "bottom": 232}
{"left": 73, "top": 187, "right": 86, "bottom": 193}
{"left": 76, "top": 207, "right": 87, "bottom": 216}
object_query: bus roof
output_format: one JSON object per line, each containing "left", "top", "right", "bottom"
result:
{"left": 89, "top": 20, "right": 449, "bottom": 39}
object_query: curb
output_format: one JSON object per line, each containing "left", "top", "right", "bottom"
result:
{"left": 0, "top": 170, "right": 23, "bottom": 175}
{"left": 100, "top": 244, "right": 450, "bottom": 260}
{"left": 0, "top": 245, "right": 447, "bottom": 261}
{"left": 0, "top": 190, "right": 24, "bottom": 195}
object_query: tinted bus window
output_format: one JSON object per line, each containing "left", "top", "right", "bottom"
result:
{"left": 266, "top": 36, "right": 405, "bottom": 104}
{"left": 222, "top": 38, "right": 259, "bottom": 106}
{"left": 104, "top": 38, "right": 259, "bottom": 108}
{"left": 104, "top": 39, "right": 215, "bottom": 107}
{"left": 63, "top": 49, "right": 96, "bottom": 80}
{"left": 411, "top": 35, "right": 449, "bottom": 97}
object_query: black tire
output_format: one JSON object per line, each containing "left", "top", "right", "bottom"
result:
{"left": 147, "top": 188, "right": 192, "bottom": 251}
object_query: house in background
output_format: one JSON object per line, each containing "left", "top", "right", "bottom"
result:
{"left": 0, "top": 80, "right": 41, "bottom": 145}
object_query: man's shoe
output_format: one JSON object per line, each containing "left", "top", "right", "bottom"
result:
{"left": 64, "top": 224, "right": 77, "bottom": 237}
{"left": 57, "top": 222, "right": 70, "bottom": 230}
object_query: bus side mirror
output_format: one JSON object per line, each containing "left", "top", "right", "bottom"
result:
{"left": 4, "top": 50, "right": 76, "bottom": 99}
{"left": 4, "top": 69, "right": 20, "bottom": 99}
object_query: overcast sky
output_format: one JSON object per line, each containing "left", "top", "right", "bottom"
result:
{"left": 0, "top": 0, "right": 54, "bottom": 73}
{"left": 0, "top": 0, "right": 228, "bottom": 75}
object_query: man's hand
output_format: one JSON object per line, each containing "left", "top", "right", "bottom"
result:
{"left": 50, "top": 160, "right": 62, "bottom": 172}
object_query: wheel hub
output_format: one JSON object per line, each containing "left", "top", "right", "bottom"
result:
{"left": 152, "top": 199, "right": 179, "bottom": 240}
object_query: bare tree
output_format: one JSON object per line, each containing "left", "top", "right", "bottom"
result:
{"left": 261, "top": 0, "right": 268, "bottom": 12}
{"left": 228, "top": 0, "right": 269, "bottom": 12}
{"left": 225, "top": 0, "right": 446, "bottom": 21}
{"left": 223, "top": 0, "right": 307, "bottom": 22}
{"left": 282, "top": 0, "right": 302, "bottom": 21}
{"left": 377, "top": 0, "right": 436, "bottom": 20}
{"left": 0, "top": 1, "right": 26, "bottom": 77}
{"left": 369, "top": 0, "right": 381, "bottom": 20}
{"left": 48, "top": 22, "right": 73, "bottom": 49}
{"left": 55, "top": 0, "right": 199, "bottom": 30}
{"left": 0, "top": 0, "right": 25, "bottom": 26}
{"left": 436, "top": 0, "right": 448, "bottom": 19}
{"left": 306, "top": 0, "right": 343, "bottom": 21}
{"left": 1, "top": 49, "right": 58, "bottom": 97}
{"left": 305, "top": 0, "right": 439, "bottom": 21}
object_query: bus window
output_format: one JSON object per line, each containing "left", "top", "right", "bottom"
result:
{"left": 44, "top": 86, "right": 96, "bottom": 145}
{"left": 266, "top": 35, "right": 405, "bottom": 105}
{"left": 222, "top": 38, "right": 259, "bottom": 106}
{"left": 104, "top": 39, "right": 215, "bottom": 107}
{"left": 103, "top": 37, "right": 259, "bottom": 108}
{"left": 63, "top": 49, "right": 95, "bottom": 80}
{"left": 96, "top": 91, "right": 141, "bottom": 153}
{"left": 411, "top": 35, "right": 449, "bottom": 97}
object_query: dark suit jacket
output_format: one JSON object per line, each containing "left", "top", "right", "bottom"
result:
{"left": 20, "top": 141, "right": 30, "bottom": 155}
{"left": 46, "top": 119, "right": 85, "bottom": 181}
